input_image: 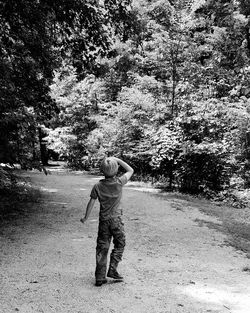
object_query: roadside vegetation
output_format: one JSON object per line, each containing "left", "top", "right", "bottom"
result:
{"left": 1, "top": 2, "right": 250, "bottom": 208}
{"left": 0, "top": 168, "right": 41, "bottom": 221}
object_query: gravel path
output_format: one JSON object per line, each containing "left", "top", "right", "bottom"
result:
{"left": 0, "top": 170, "right": 250, "bottom": 313}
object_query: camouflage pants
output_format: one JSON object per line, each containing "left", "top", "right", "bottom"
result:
{"left": 95, "top": 217, "right": 126, "bottom": 280}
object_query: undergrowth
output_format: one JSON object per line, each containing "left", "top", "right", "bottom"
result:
{"left": 0, "top": 168, "right": 41, "bottom": 220}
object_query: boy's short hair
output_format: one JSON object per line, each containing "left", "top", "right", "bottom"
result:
{"left": 100, "top": 157, "right": 118, "bottom": 177}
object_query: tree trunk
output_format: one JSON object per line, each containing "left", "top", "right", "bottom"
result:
{"left": 38, "top": 127, "right": 49, "bottom": 166}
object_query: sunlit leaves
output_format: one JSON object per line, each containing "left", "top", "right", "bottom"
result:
{"left": 0, "top": 0, "right": 132, "bottom": 166}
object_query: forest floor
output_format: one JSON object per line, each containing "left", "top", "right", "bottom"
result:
{"left": 1, "top": 165, "right": 250, "bottom": 313}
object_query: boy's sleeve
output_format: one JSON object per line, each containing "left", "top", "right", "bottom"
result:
{"left": 118, "top": 174, "right": 128, "bottom": 186}
{"left": 90, "top": 184, "right": 98, "bottom": 199}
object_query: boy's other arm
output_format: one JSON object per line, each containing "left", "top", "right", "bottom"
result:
{"left": 80, "top": 197, "right": 96, "bottom": 224}
{"left": 114, "top": 157, "right": 134, "bottom": 181}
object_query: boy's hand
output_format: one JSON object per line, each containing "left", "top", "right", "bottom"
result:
{"left": 80, "top": 217, "right": 87, "bottom": 224}
{"left": 112, "top": 157, "right": 134, "bottom": 181}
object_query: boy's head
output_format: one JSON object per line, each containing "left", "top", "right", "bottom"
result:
{"left": 100, "top": 157, "right": 118, "bottom": 177}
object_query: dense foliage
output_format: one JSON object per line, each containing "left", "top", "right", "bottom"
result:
{"left": 0, "top": 0, "right": 131, "bottom": 169}
{"left": 1, "top": 0, "right": 250, "bottom": 196}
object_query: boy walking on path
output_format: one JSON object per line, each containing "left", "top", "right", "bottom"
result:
{"left": 81, "top": 157, "right": 134, "bottom": 286}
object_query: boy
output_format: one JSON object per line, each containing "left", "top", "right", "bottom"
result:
{"left": 80, "top": 157, "right": 134, "bottom": 287}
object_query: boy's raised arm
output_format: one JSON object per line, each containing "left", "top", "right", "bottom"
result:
{"left": 113, "top": 157, "right": 134, "bottom": 181}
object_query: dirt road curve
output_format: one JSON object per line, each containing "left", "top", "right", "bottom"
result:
{"left": 1, "top": 170, "right": 250, "bottom": 313}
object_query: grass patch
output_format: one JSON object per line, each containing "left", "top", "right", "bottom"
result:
{"left": 195, "top": 202, "right": 250, "bottom": 258}
{"left": 0, "top": 171, "right": 41, "bottom": 221}
{"left": 156, "top": 190, "right": 250, "bottom": 259}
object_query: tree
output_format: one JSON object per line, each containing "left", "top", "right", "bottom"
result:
{"left": 0, "top": 0, "right": 132, "bottom": 167}
{"left": 44, "top": 0, "right": 250, "bottom": 195}
{"left": 48, "top": 64, "right": 106, "bottom": 168}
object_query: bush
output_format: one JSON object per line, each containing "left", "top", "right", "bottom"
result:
{"left": 150, "top": 99, "right": 249, "bottom": 194}
{"left": 176, "top": 153, "right": 230, "bottom": 193}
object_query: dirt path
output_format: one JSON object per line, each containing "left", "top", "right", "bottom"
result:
{"left": 1, "top": 170, "right": 250, "bottom": 313}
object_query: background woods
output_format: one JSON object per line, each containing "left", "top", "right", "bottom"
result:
{"left": 1, "top": 0, "right": 250, "bottom": 197}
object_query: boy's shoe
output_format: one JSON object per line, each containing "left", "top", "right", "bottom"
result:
{"left": 107, "top": 269, "right": 123, "bottom": 281}
{"left": 95, "top": 279, "right": 107, "bottom": 287}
